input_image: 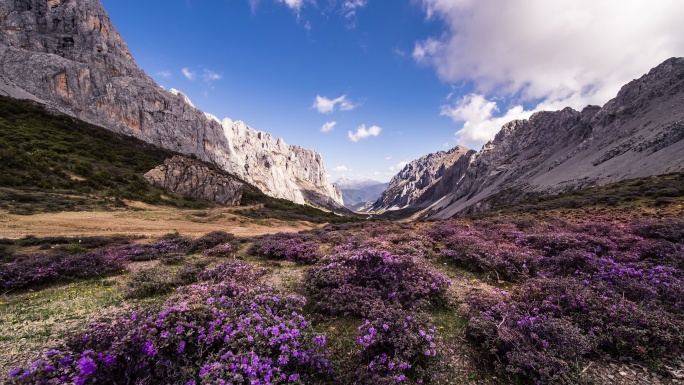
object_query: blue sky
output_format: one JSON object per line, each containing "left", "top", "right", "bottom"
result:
{"left": 100, "top": 0, "right": 684, "bottom": 183}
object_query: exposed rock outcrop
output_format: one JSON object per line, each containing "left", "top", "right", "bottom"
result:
{"left": 403, "top": 58, "right": 684, "bottom": 218}
{"left": 144, "top": 156, "right": 246, "bottom": 206}
{"left": 0, "top": 0, "right": 342, "bottom": 208}
{"left": 371, "top": 146, "right": 470, "bottom": 212}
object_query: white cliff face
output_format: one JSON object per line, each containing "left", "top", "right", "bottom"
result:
{"left": 0, "top": 0, "right": 342, "bottom": 208}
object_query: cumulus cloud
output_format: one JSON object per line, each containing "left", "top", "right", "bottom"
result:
{"left": 313, "top": 95, "right": 357, "bottom": 114}
{"left": 320, "top": 121, "right": 337, "bottom": 132}
{"left": 348, "top": 124, "right": 382, "bottom": 142}
{"left": 333, "top": 165, "right": 351, "bottom": 172}
{"left": 278, "top": 0, "right": 305, "bottom": 14}
{"left": 441, "top": 94, "right": 534, "bottom": 150}
{"left": 202, "top": 69, "right": 222, "bottom": 81}
{"left": 415, "top": 0, "right": 684, "bottom": 147}
{"left": 181, "top": 68, "right": 196, "bottom": 80}
{"left": 388, "top": 161, "right": 408, "bottom": 172}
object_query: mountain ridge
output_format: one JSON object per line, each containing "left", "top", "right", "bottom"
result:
{"left": 0, "top": 0, "right": 343, "bottom": 209}
{"left": 388, "top": 57, "right": 684, "bottom": 219}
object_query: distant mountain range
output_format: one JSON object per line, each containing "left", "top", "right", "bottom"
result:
{"left": 372, "top": 57, "right": 684, "bottom": 219}
{"left": 0, "top": 0, "right": 343, "bottom": 211}
{"left": 333, "top": 178, "right": 389, "bottom": 212}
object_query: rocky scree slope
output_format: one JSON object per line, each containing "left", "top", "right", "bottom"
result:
{"left": 371, "top": 145, "right": 470, "bottom": 212}
{"left": 409, "top": 58, "right": 684, "bottom": 218}
{"left": 0, "top": 0, "right": 343, "bottom": 208}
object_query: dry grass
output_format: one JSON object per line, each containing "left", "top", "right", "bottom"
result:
{"left": 0, "top": 203, "right": 319, "bottom": 239}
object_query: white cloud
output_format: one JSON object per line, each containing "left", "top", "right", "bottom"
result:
{"left": 203, "top": 69, "right": 222, "bottom": 81}
{"left": 388, "top": 161, "right": 408, "bottom": 172}
{"left": 416, "top": 0, "right": 684, "bottom": 146}
{"left": 312, "top": 95, "right": 357, "bottom": 114}
{"left": 442, "top": 94, "right": 534, "bottom": 150}
{"left": 333, "top": 165, "right": 351, "bottom": 172}
{"left": 320, "top": 121, "right": 337, "bottom": 132}
{"left": 278, "top": 0, "right": 304, "bottom": 14}
{"left": 181, "top": 68, "right": 196, "bottom": 80}
{"left": 374, "top": 171, "right": 381, "bottom": 176}
{"left": 384, "top": 156, "right": 392, "bottom": 160}
{"left": 342, "top": 0, "right": 367, "bottom": 18}
{"left": 348, "top": 124, "right": 381, "bottom": 142}
{"left": 156, "top": 71, "right": 172, "bottom": 78}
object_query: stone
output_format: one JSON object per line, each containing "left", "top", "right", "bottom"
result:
{"left": 0, "top": 0, "right": 343, "bottom": 209}
{"left": 144, "top": 156, "right": 245, "bottom": 206}
{"left": 370, "top": 146, "right": 470, "bottom": 212}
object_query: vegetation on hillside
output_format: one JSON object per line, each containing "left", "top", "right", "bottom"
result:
{"left": 0, "top": 96, "right": 357, "bottom": 223}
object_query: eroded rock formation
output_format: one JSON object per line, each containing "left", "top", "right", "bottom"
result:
{"left": 0, "top": 0, "right": 342, "bottom": 208}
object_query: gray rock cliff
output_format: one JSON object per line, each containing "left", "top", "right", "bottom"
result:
{"left": 0, "top": 0, "right": 342, "bottom": 208}
{"left": 411, "top": 58, "right": 684, "bottom": 218}
{"left": 144, "top": 156, "right": 246, "bottom": 206}
{"left": 371, "top": 146, "right": 470, "bottom": 212}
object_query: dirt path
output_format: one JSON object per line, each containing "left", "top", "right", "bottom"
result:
{"left": 0, "top": 204, "right": 318, "bottom": 239}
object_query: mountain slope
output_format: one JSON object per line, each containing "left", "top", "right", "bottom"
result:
{"left": 371, "top": 146, "right": 470, "bottom": 212}
{"left": 409, "top": 58, "right": 684, "bottom": 218}
{"left": 333, "top": 178, "right": 389, "bottom": 211}
{"left": 0, "top": 0, "right": 342, "bottom": 208}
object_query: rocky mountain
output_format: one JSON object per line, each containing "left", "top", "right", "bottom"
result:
{"left": 333, "top": 178, "right": 389, "bottom": 211}
{"left": 370, "top": 146, "right": 470, "bottom": 212}
{"left": 398, "top": 58, "right": 684, "bottom": 219}
{"left": 144, "top": 156, "right": 246, "bottom": 206}
{"left": 0, "top": 0, "right": 342, "bottom": 208}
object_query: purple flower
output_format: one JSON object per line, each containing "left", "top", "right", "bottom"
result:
{"left": 77, "top": 357, "right": 97, "bottom": 376}
{"left": 9, "top": 368, "right": 22, "bottom": 378}
{"left": 104, "top": 355, "right": 116, "bottom": 365}
{"left": 142, "top": 341, "right": 158, "bottom": 357}
{"left": 178, "top": 340, "right": 186, "bottom": 354}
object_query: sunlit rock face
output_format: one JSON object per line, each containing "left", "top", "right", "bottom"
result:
{"left": 370, "top": 146, "right": 471, "bottom": 212}
{"left": 391, "top": 58, "right": 684, "bottom": 218}
{"left": 0, "top": 0, "right": 343, "bottom": 207}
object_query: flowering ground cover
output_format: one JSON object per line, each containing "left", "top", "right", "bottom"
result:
{"left": 3, "top": 186, "right": 683, "bottom": 384}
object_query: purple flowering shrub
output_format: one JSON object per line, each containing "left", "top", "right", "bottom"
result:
{"left": 190, "top": 231, "right": 239, "bottom": 255}
{"left": 306, "top": 248, "right": 450, "bottom": 317}
{"left": 421, "top": 215, "right": 684, "bottom": 382}
{"left": 102, "top": 236, "right": 192, "bottom": 263}
{"left": 199, "top": 260, "right": 270, "bottom": 284}
{"left": 248, "top": 233, "right": 321, "bottom": 265}
{"left": 0, "top": 251, "right": 124, "bottom": 290}
{"left": 355, "top": 306, "right": 438, "bottom": 384}
{"left": 9, "top": 280, "right": 333, "bottom": 384}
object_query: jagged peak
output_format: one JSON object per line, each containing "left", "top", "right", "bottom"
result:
{"left": 168, "top": 88, "right": 195, "bottom": 108}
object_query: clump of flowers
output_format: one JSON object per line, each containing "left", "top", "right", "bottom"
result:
{"left": 190, "top": 231, "right": 239, "bottom": 255}
{"left": 0, "top": 251, "right": 124, "bottom": 290}
{"left": 8, "top": 279, "right": 333, "bottom": 384}
{"left": 199, "top": 260, "right": 270, "bottom": 284}
{"left": 248, "top": 232, "right": 321, "bottom": 265}
{"left": 355, "top": 306, "right": 439, "bottom": 384}
{"left": 306, "top": 248, "right": 450, "bottom": 317}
